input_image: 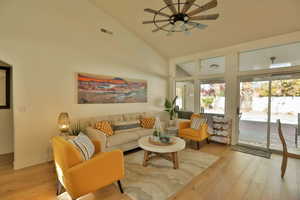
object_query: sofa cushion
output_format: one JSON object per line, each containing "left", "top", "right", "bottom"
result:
{"left": 135, "top": 129, "right": 153, "bottom": 138}
{"left": 95, "top": 121, "right": 114, "bottom": 136}
{"left": 143, "top": 112, "right": 157, "bottom": 118}
{"left": 107, "top": 131, "right": 139, "bottom": 147}
{"left": 106, "top": 114, "right": 124, "bottom": 123}
{"left": 123, "top": 112, "right": 144, "bottom": 121}
{"left": 140, "top": 117, "right": 155, "bottom": 129}
{"left": 191, "top": 117, "right": 206, "bottom": 130}
{"left": 68, "top": 132, "right": 95, "bottom": 160}
{"left": 113, "top": 120, "right": 142, "bottom": 134}
{"left": 180, "top": 128, "right": 200, "bottom": 137}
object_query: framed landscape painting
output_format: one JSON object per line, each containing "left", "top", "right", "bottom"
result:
{"left": 77, "top": 73, "right": 147, "bottom": 104}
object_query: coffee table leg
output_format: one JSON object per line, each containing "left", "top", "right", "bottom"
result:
{"left": 172, "top": 152, "right": 179, "bottom": 169}
{"left": 143, "top": 151, "right": 150, "bottom": 167}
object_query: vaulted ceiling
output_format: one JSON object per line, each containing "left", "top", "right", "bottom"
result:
{"left": 91, "top": 0, "right": 300, "bottom": 58}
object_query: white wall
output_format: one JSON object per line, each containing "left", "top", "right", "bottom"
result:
{"left": 0, "top": 0, "right": 168, "bottom": 169}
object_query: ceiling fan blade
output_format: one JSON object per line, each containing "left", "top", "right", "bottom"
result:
{"left": 187, "top": 0, "right": 218, "bottom": 16}
{"left": 188, "top": 22, "right": 208, "bottom": 29}
{"left": 144, "top": 8, "right": 170, "bottom": 18}
{"left": 166, "top": 25, "right": 176, "bottom": 36}
{"left": 190, "top": 14, "right": 219, "bottom": 20}
{"left": 163, "top": 0, "right": 178, "bottom": 15}
{"left": 182, "top": 0, "right": 196, "bottom": 13}
{"left": 152, "top": 23, "right": 171, "bottom": 32}
{"left": 143, "top": 19, "right": 170, "bottom": 24}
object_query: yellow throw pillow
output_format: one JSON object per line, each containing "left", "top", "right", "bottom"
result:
{"left": 95, "top": 121, "right": 114, "bottom": 136}
{"left": 140, "top": 117, "right": 155, "bottom": 129}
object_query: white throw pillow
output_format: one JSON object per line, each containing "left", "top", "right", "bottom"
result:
{"left": 69, "top": 132, "right": 95, "bottom": 160}
{"left": 191, "top": 117, "right": 206, "bottom": 130}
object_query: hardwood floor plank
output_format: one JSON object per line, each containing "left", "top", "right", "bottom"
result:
{"left": 0, "top": 144, "right": 299, "bottom": 200}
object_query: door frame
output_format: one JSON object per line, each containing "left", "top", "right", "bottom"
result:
{"left": 237, "top": 72, "right": 300, "bottom": 152}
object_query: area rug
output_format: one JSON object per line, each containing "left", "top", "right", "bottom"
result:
{"left": 123, "top": 149, "right": 219, "bottom": 200}
{"left": 231, "top": 145, "right": 271, "bottom": 159}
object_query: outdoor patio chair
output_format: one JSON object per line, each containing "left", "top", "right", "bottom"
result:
{"left": 277, "top": 119, "right": 300, "bottom": 178}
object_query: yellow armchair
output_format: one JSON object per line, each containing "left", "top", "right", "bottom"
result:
{"left": 52, "top": 136, "right": 125, "bottom": 200}
{"left": 179, "top": 114, "right": 210, "bottom": 149}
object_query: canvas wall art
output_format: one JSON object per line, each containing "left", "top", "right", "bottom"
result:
{"left": 77, "top": 73, "right": 147, "bottom": 104}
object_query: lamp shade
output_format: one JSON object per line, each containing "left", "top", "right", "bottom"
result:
{"left": 57, "top": 112, "right": 70, "bottom": 133}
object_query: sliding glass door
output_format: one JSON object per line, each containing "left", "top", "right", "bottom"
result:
{"left": 269, "top": 78, "right": 300, "bottom": 154}
{"left": 239, "top": 80, "right": 270, "bottom": 148}
{"left": 238, "top": 75, "right": 300, "bottom": 154}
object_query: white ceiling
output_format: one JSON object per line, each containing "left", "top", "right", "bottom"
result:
{"left": 91, "top": 0, "right": 300, "bottom": 59}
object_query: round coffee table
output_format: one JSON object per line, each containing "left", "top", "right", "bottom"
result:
{"left": 138, "top": 136, "right": 185, "bottom": 169}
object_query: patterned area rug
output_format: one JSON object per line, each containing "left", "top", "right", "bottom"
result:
{"left": 123, "top": 149, "right": 219, "bottom": 200}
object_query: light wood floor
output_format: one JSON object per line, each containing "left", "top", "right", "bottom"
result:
{"left": 0, "top": 143, "right": 299, "bottom": 200}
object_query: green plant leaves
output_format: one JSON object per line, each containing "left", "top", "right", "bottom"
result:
{"left": 164, "top": 96, "right": 178, "bottom": 120}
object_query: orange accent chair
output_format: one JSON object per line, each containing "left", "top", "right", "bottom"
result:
{"left": 179, "top": 114, "right": 209, "bottom": 149}
{"left": 51, "top": 136, "right": 125, "bottom": 200}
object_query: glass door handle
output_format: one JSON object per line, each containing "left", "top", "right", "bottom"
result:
{"left": 237, "top": 107, "right": 242, "bottom": 118}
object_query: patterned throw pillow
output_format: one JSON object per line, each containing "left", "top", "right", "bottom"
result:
{"left": 191, "top": 117, "right": 206, "bottom": 130}
{"left": 95, "top": 120, "right": 114, "bottom": 136}
{"left": 140, "top": 117, "right": 155, "bottom": 129}
{"left": 68, "top": 132, "right": 95, "bottom": 160}
{"left": 113, "top": 120, "right": 142, "bottom": 134}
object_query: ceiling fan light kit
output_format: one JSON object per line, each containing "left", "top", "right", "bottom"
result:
{"left": 143, "top": 0, "right": 219, "bottom": 36}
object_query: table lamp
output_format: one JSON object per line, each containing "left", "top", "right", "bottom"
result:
{"left": 57, "top": 112, "right": 70, "bottom": 135}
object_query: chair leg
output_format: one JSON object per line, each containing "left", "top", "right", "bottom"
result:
{"left": 206, "top": 138, "right": 210, "bottom": 144}
{"left": 197, "top": 141, "right": 200, "bottom": 150}
{"left": 281, "top": 154, "right": 288, "bottom": 178}
{"left": 56, "top": 179, "right": 64, "bottom": 196}
{"left": 117, "top": 180, "right": 124, "bottom": 193}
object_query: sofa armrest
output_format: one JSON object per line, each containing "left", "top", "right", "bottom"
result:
{"left": 179, "top": 120, "right": 191, "bottom": 130}
{"left": 86, "top": 127, "right": 107, "bottom": 152}
{"left": 66, "top": 150, "right": 124, "bottom": 198}
{"left": 91, "top": 140, "right": 101, "bottom": 154}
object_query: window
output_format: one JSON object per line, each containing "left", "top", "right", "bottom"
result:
{"left": 200, "top": 82, "right": 225, "bottom": 114}
{"left": 199, "top": 56, "right": 225, "bottom": 75}
{"left": 240, "top": 42, "right": 300, "bottom": 71}
{"left": 175, "top": 81, "right": 194, "bottom": 112}
{"left": 176, "top": 61, "right": 197, "bottom": 78}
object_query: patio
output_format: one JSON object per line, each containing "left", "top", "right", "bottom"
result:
{"left": 239, "top": 120, "right": 300, "bottom": 154}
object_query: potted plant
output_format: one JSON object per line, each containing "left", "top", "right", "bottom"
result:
{"left": 164, "top": 96, "right": 178, "bottom": 126}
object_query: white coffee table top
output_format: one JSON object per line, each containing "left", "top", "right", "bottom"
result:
{"left": 138, "top": 136, "right": 185, "bottom": 153}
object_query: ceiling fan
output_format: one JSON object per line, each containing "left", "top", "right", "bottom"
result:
{"left": 143, "top": 0, "right": 219, "bottom": 36}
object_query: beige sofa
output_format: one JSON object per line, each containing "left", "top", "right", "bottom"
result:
{"left": 85, "top": 112, "right": 166, "bottom": 152}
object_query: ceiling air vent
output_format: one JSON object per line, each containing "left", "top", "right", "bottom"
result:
{"left": 100, "top": 28, "right": 113, "bottom": 35}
